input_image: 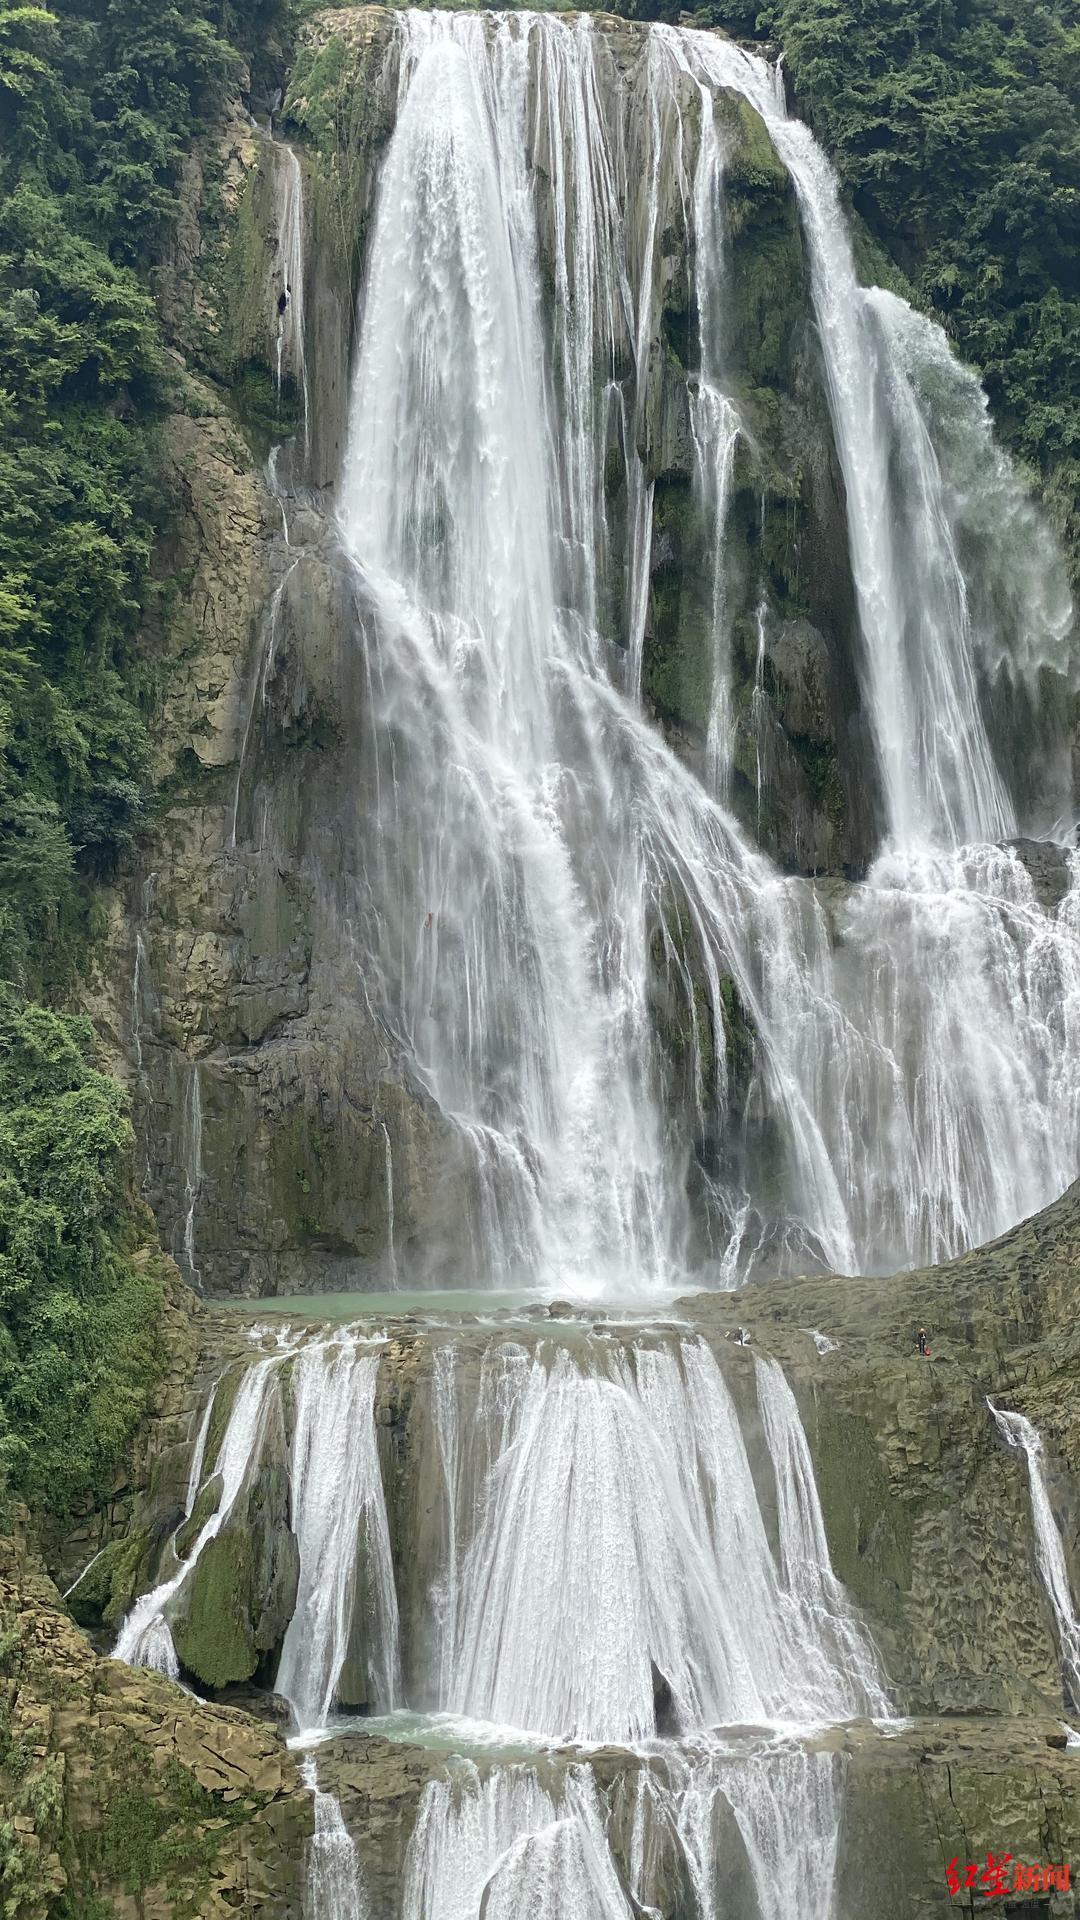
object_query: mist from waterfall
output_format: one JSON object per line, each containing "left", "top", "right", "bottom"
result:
{"left": 329, "top": 8, "right": 1080, "bottom": 1294}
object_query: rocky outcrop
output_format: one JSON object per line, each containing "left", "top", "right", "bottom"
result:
{"left": 0, "top": 1522, "right": 312, "bottom": 1920}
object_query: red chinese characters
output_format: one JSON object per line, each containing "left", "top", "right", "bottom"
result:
{"left": 947, "top": 1854, "right": 1071, "bottom": 1897}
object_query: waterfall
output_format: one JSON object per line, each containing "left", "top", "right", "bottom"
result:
{"left": 271, "top": 140, "right": 310, "bottom": 451}
{"left": 276, "top": 1339, "right": 401, "bottom": 1731}
{"left": 328, "top": 8, "right": 1079, "bottom": 1291}
{"left": 425, "top": 1332, "right": 884, "bottom": 1740}
{"left": 989, "top": 1403, "right": 1080, "bottom": 1708}
{"left": 755, "top": 1355, "right": 887, "bottom": 1711}
{"left": 301, "top": 1757, "right": 369, "bottom": 1920}
{"left": 402, "top": 1765, "right": 635, "bottom": 1920}
{"left": 183, "top": 1378, "right": 219, "bottom": 1517}
{"left": 680, "top": 58, "right": 741, "bottom": 801}
{"left": 178, "top": 1063, "right": 203, "bottom": 1290}
{"left": 627, "top": 1738, "right": 844, "bottom": 1920}
{"left": 750, "top": 601, "right": 770, "bottom": 835}
{"left": 113, "top": 1357, "right": 276, "bottom": 1676}
{"left": 231, "top": 447, "right": 300, "bottom": 849}
{"left": 112, "top": 1323, "right": 880, "bottom": 1911}
{"left": 666, "top": 28, "right": 1071, "bottom": 851}
{"left": 116, "top": 11, "right": 1080, "bottom": 1910}
{"left": 379, "top": 1118, "right": 399, "bottom": 1289}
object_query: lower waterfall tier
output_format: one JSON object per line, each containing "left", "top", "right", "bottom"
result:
{"left": 43, "top": 1185, "right": 1073, "bottom": 1916}
{"left": 108, "top": 1318, "right": 887, "bottom": 1740}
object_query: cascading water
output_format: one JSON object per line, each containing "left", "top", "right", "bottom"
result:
{"left": 182, "top": 1377, "right": 219, "bottom": 1517}
{"left": 301, "top": 1756, "right": 370, "bottom": 1919}
{"left": 276, "top": 1338, "right": 401, "bottom": 1730}
{"left": 332, "top": 8, "right": 1079, "bottom": 1293}
{"left": 112, "top": 1317, "right": 884, "bottom": 1914}
{"left": 402, "top": 1764, "right": 636, "bottom": 1920}
{"left": 678, "top": 51, "right": 741, "bottom": 802}
{"left": 423, "top": 1332, "right": 885, "bottom": 1742}
{"left": 178, "top": 1063, "right": 203, "bottom": 1290}
{"left": 113, "top": 1357, "right": 276, "bottom": 1676}
{"left": 270, "top": 140, "right": 310, "bottom": 451}
{"left": 989, "top": 1403, "right": 1080, "bottom": 1709}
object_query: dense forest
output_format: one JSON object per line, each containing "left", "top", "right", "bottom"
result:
{"left": 0, "top": 0, "right": 1077, "bottom": 1520}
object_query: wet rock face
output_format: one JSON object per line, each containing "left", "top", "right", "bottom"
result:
{"left": 698, "top": 1176, "right": 1080, "bottom": 1720}
{"left": 94, "top": 402, "right": 474, "bottom": 1295}
{"left": 0, "top": 1523, "right": 313, "bottom": 1920}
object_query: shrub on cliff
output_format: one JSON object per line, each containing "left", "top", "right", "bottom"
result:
{"left": 0, "top": 996, "right": 163, "bottom": 1517}
{"left": 0, "top": 0, "right": 288, "bottom": 991}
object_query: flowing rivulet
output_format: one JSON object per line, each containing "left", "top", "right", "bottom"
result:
{"left": 116, "top": 8, "right": 1078, "bottom": 1914}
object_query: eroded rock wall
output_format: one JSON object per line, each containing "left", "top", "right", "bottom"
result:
{"left": 0, "top": 1522, "right": 312, "bottom": 1920}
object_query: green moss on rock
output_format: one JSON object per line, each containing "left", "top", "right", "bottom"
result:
{"left": 66, "top": 1531, "right": 153, "bottom": 1632}
{"left": 169, "top": 1529, "right": 262, "bottom": 1689}
{"left": 811, "top": 1399, "right": 913, "bottom": 1633}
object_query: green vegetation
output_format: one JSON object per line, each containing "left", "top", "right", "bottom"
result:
{"left": 91, "top": 1755, "right": 254, "bottom": 1910}
{"left": 754, "top": 0, "right": 1080, "bottom": 576}
{"left": 0, "top": 0, "right": 282, "bottom": 988}
{"left": 0, "top": 997, "right": 163, "bottom": 1515}
{"left": 0, "top": 0, "right": 291, "bottom": 1524}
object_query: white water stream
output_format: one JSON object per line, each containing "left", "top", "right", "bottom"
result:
{"left": 113, "top": 1357, "right": 276, "bottom": 1677}
{"left": 301, "top": 1755, "right": 370, "bottom": 1919}
{"left": 989, "top": 1403, "right": 1080, "bottom": 1709}
{"left": 426, "top": 1334, "right": 885, "bottom": 1741}
{"left": 276, "top": 1339, "right": 401, "bottom": 1730}
{"left": 271, "top": 139, "right": 310, "bottom": 451}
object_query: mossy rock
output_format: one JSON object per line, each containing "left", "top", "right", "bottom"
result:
{"left": 172, "top": 1472, "right": 224, "bottom": 1563}
{"left": 719, "top": 91, "right": 790, "bottom": 209}
{"left": 167, "top": 1408, "right": 298, "bottom": 1690}
{"left": 65, "top": 1530, "right": 154, "bottom": 1631}
{"left": 168, "top": 1528, "right": 261, "bottom": 1688}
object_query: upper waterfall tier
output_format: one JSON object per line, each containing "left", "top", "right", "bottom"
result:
{"left": 328, "top": 10, "right": 1079, "bottom": 1284}
{"left": 136, "top": 7, "right": 1079, "bottom": 1295}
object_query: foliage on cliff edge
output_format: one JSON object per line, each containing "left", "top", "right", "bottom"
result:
{"left": 0, "top": 996, "right": 162, "bottom": 1517}
{"left": 757, "top": 0, "right": 1080, "bottom": 576}
{"left": 0, "top": 0, "right": 287, "bottom": 1523}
